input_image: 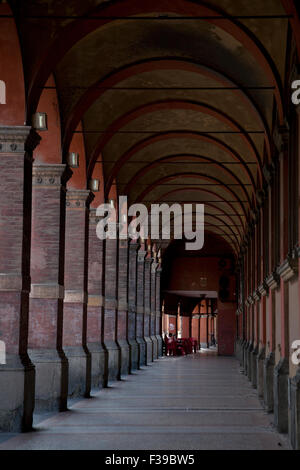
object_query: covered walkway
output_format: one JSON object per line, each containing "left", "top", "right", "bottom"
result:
{"left": 0, "top": 353, "right": 289, "bottom": 450}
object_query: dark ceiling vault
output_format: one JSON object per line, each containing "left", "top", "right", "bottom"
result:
{"left": 6, "top": 0, "right": 299, "bottom": 257}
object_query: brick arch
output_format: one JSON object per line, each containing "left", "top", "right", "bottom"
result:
{"left": 123, "top": 153, "right": 252, "bottom": 205}
{"left": 89, "top": 99, "right": 263, "bottom": 181}
{"left": 26, "top": 0, "right": 284, "bottom": 125}
{"left": 134, "top": 172, "right": 248, "bottom": 218}
{"left": 104, "top": 131, "right": 257, "bottom": 196}
{"left": 166, "top": 207, "right": 241, "bottom": 248}
{"left": 150, "top": 186, "right": 245, "bottom": 231}
{"left": 62, "top": 57, "right": 271, "bottom": 159}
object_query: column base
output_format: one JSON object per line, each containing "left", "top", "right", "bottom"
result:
{"left": 103, "top": 340, "right": 121, "bottom": 382}
{"left": 117, "top": 339, "right": 130, "bottom": 377}
{"left": 136, "top": 337, "right": 146, "bottom": 367}
{"left": 128, "top": 339, "right": 139, "bottom": 371}
{"left": 250, "top": 345, "right": 258, "bottom": 388}
{"left": 263, "top": 351, "right": 275, "bottom": 412}
{"left": 64, "top": 346, "right": 91, "bottom": 399}
{"left": 156, "top": 335, "right": 163, "bottom": 357}
{"left": 0, "top": 354, "right": 35, "bottom": 432}
{"left": 256, "top": 347, "right": 265, "bottom": 398}
{"left": 144, "top": 337, "right": 153, "bottom": 364}
{"left": 289, "top": 368, "right": 300, "bottom": 450}
{"left": 273, "top": 356, "right": 289, "bottom": 433}
{"left": 28, "top": 348, "right": 68, "bottom": 412}
{"left": 151, "top": 335, "right": 158, "bottom": 360}
{"left": 87, "top": 342, "right": 107, "bottom": 389}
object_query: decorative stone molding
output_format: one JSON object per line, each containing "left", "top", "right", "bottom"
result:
{"left": 277, "top": 257, "right": 298, "bottom": 282}
{"left": 0, "top": 125, "right": 40, "bottom": 154}
{"left": 258, "top": 282, "right": 268, "bottom": 297}
{"left": 64, "top": 289, "right": 87, "bottom": 303}
{"left": 32, "top": 163, "right": 68, "bottom": 187}
{"left": 66, "top": 189, "right": 94, "bottom": 209}
{"left": 266, "top": 271, "right": 280, "bottom": 290}
{"left": 0, "top": 273, "right": 22, "bottom": 291}
{"left": 30, "top": 283, "right": 64, "bottom": 299}
{"left": 89, "top": 207, "right": 101, "bottom": 225}
{"left": 88, "top": 294, "right": 104, "bottom": 307}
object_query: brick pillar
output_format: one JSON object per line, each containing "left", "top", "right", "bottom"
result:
{"left": 28, "top": 163, "right": 70, "bottom": 413}
{"left": 0, "top": 126, "right": 40, "bottom": 431}
{"left": 150, "top": 258, "right": 158, "bottom": 359}
{"left": 155, "top": 265, "right": 163, "bottom": 356}
{"left": 63, "top": 189, "right": 93, "bottom": 398}
{"left": 87, "top": 208, "right": 106, "bottom": 388}
{"left": 128, "top": 240, "right": 139, "bottom": 370}
{"left": 117, "top": 239, "right": 130, "bottom": 376}
{"left": 274, "top": 139, "right": 290, "bottom": 434}
{"left": 103, "top": 235, "right": 120, "bottom": 382}
{"left": 264, "top": 174, "right": 277, "bottom": 412}
{"left": 144, "top": 251, "right": 153, "bottom": 364}
{"left": 136, "top": 244, "right": 147, "bottom": 367}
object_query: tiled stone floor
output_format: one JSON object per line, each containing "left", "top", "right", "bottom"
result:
{"left": 0, "top": 351, "right": 290, "bottom": 450}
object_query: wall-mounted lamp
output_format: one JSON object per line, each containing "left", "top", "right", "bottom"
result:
{"left": 89, "top": 178, "right": 100, "bottom": 192}
{"left": 109, "top": 199, "right": 115, "bottom": 208}
{"left": 67, "top": 152, "right": 79, "bottom": 168}
{"left": 32, "top": 112, "right": 48, "bottom": 131}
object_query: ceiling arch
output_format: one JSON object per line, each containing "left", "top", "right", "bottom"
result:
{"left": 20, "top": 0, "right": 284, "bottom": 123}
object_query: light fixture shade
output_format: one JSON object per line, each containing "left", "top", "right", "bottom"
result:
{"left": 89, "top": 178, "right": 100, "bottom": 192}
{"left": 32, "top": 112, "right": 48, "bottom": 131}
{"left": 109, "top": 199, "right": 115, "bottom": 208}
{"left": 67, "top": 152, "right": 79, "bottom": 168}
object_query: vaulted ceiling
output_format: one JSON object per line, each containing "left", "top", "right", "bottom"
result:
{"left": 8, "top": 0, "right": 298, "bottom": 256}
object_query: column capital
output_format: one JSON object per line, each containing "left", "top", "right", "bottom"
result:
{"left": 32, "top": 163, "right": 71, "bottom": 187}
{"left": 0, "top": 125, "right": 41, "bottom": 154}
{"left": 66, "top": 189, "right": 94, "bottom": 208}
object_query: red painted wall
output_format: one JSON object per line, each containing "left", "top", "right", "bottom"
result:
{"left": 0, "top": 4, "right": 26, "bottom": 125}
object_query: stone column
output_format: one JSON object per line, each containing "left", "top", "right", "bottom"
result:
{"left": 28, "top": 163, "right": 70, "bottom": 412}
{"left": 117, "top": 239, "right": 130, "bottom": 376}
{"left": 155, "top": 264, "right": 163, "bottom": 356}
{"left": 0, "top": 126, "right": 40, "bottom": 431}
{"left": 150, "top": 257, "right": 158, "bottom": 359}
{"left": 86, "top": 208, "right": 106, "bottom": 389}
{"left": 136, "top": 244, "right": 147, "bottom": 367}
{"left": 103, "top": 236, "right": 120, "bottom": 382}
{"left": 128, "top": 240, "right": 139, "bottom": 370}
{"left": 63, "top": 189, "right": 93, "bottom": 398}
{"left": 144, "top": 250, "right": 153, "bottom": 364}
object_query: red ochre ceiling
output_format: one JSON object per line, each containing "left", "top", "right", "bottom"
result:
{"left": 5, "top": 0, "right": 299, "bottom": 256}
